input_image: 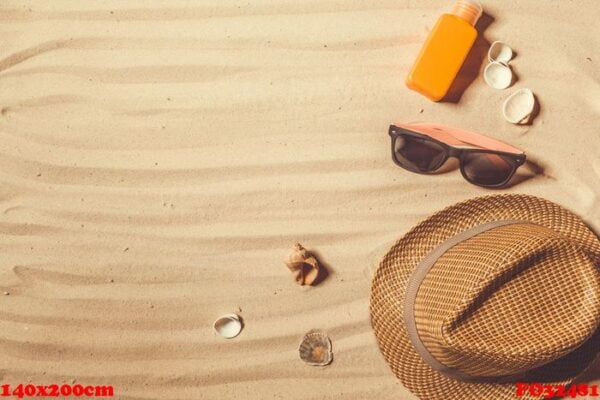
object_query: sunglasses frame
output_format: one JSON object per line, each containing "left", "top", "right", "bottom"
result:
{"left": 389, "top": 125, "right": 527, "bottom": 188}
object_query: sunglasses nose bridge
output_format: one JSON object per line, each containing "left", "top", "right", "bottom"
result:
{"left": 447, "top": 147, "right": 462, "bottom": 159}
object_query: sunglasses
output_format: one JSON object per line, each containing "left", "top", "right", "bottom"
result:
{"left": 389, "top": 123, "right": 526, "bottom": 188}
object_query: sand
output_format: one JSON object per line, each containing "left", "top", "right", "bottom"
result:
{"left": 0, "top": 0, "right": 599, "bottom": 399}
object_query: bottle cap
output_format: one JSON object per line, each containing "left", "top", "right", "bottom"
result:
{"left": 450, "top": 0, "right": 483, "bottom": 26}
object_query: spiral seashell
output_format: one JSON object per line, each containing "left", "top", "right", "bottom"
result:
{"left": 284, "top": 243, "right": 320, "bottom": 286}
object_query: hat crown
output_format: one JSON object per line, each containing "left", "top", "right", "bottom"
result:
{"left": 371, "top": 194, "right": 600, "bottom": 400}
{"left": 413, "top": 223, "right": 600, "bottom": 379}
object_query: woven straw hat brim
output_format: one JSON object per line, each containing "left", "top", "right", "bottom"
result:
{"left": 370, "top": 194, "right": 600, "bottom": 400}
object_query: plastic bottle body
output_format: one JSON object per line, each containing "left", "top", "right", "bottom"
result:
{"left": 406, "top": 14, "right": 478, "bottom": 101}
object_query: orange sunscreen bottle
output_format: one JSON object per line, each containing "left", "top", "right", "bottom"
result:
{"left": 406, "top": 0, "right": 483, "bottom": 101}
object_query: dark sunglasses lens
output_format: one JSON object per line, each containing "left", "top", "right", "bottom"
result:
{"left": 393, "top": 135, "right": 447, "bottom": 172}
{"left": 462, "top": 153, "right": 515, "bottom": 186}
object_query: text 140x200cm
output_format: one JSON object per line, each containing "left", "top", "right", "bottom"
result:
{"left": 0, "top": 384, "right": 114, "bottom": 398}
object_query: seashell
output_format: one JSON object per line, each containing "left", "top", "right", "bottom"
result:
{"left": 483, "top": 61, "right": 513, "bottom": 89}
{"left": 488, "top": 41, "right": 514, "bottom": 64}
{"left": 298, "top": 330, "right": 333, "bottom": 366}
{"left": 284, "top": 243, "right": 320, "bottom": 286}
{"left": 502, "top": 88, "right": 535, "bottom": 124}
{"left": 213, "top": 313, "right": 243, "bottom": 339}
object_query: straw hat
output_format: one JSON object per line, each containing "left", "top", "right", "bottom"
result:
{"left": 370, "top": 194, "right": 600, "bottom": 400}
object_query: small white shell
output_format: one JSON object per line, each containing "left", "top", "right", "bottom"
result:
{"left": 488, "top": 41, "right": 514, "bottom": 64}
{"left": 299, "top": 330, "right": 333, "bottom": 366}
{"left": 483, "top": 61, "right": 513, "bottom": 89}
{"left": 213, "top": 313, "right": 243, "bottom": 339}
{"left": 502, "top": 88, "right": 535, "bottom": 124}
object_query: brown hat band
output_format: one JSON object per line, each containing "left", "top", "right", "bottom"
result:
{"left": 403, "top": 219, "right": 525, "bottom": 383}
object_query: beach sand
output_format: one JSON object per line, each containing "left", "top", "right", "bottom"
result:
{"left": 0, "top": 1, "right": 599, "bottom": 399}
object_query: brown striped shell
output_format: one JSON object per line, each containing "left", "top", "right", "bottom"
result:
{"left": 298, "top": 330, "right": 332, "bottom": 366}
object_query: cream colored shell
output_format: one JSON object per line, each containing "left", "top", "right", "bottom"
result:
{"left": 488, "top": 41, "right": 514, "bottom": 64}
{"left": 503, "top": 88, "right": 535, "bottom": 124}
{"left": 483, "top": 61, "right": 513, "bottom": 90}
{"left": 213, "top": 313, "right": 243, "bottom": 339}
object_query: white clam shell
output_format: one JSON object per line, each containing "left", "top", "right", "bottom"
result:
{"left": 503, "top": 88, "right": 535, "bottom": 124}
{"left": 213, "top": 313, "right": 242, "bottom": 339}
{"left": 488, "top": 41, "right": 514, "bottom": 64}
{"left": 483, "top": 61, "right": 513, "bottom": 89}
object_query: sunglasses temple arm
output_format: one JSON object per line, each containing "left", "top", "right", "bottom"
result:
{"left": 435, "top": 125, "right": 523, "bottom": 154}
{"left": 403, "top": 123, "right": 524, "bottom": 154}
